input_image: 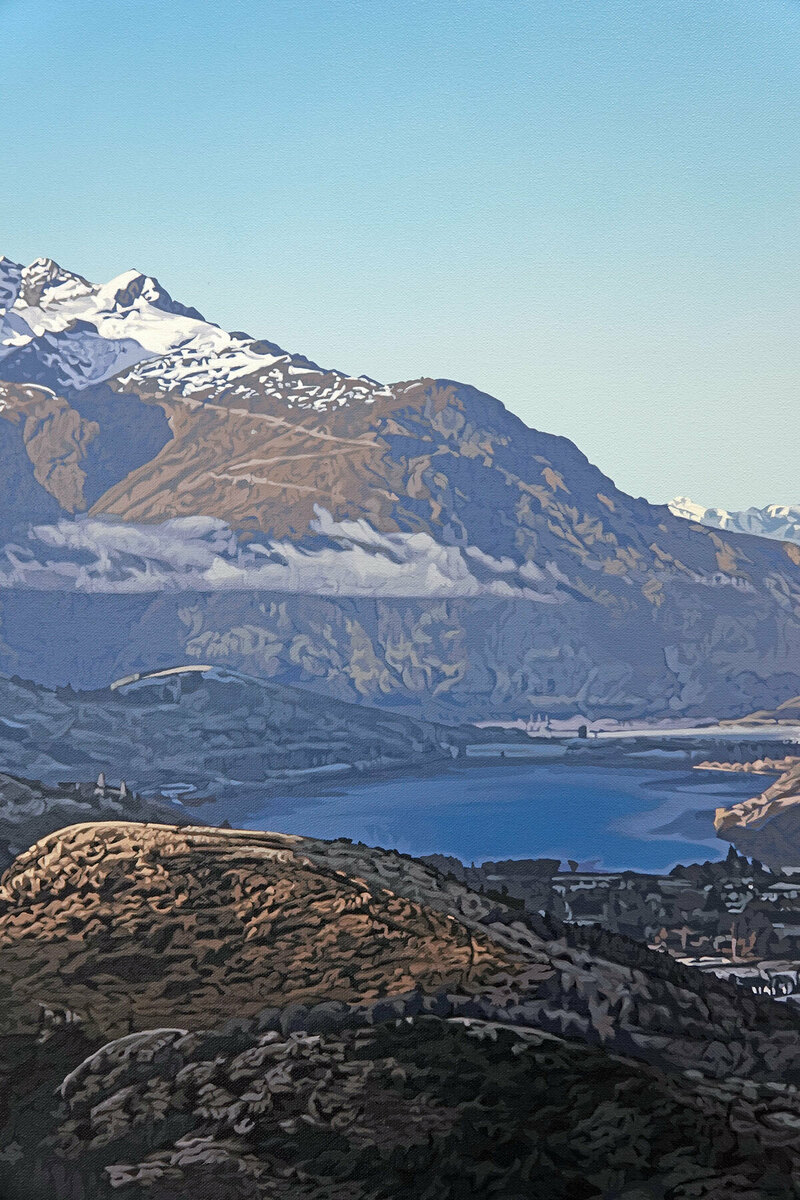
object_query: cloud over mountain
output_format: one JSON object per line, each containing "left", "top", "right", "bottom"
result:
{"left": 0, "top": 508, "right": 567, "bottom": 600}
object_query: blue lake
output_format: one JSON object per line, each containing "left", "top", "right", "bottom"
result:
{"left": 228, "top": 761, "right": 762, "bottom": 873}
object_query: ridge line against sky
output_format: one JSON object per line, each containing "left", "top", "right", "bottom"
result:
{"left": 1, "top": 0, "right": 798, "bottom": 510}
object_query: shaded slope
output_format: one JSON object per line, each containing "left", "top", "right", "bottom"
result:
{"left": 3, "top": 1015, "right": 798, "bottom": 1200}
{"left": 0, "top": 665, "right": 486, "bottom": 799}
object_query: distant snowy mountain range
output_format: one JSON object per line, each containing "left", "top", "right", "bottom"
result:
{"left": 669, "top": 497, "right": 800, "bottom": 547}
{"left": 1, "top": 253, "right": 799, "bottom": 720}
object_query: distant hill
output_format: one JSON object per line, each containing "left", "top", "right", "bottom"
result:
{"left": 0, "top": 771, "right": 185, "bottom": 871}
{"left": 0, "top": 665, "right": 486, "bottom": 806}
{"left": 722, "top": 694, "right": 800, "bottom": 726}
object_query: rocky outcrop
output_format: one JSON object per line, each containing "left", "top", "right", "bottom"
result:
{"left": 715, "top": 760, "right": 800, "bottom": 867}
{"left": 696, "top": 756, "right": 799, "bottom": 774}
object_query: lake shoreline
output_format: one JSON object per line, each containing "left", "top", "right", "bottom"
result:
{"left": 171, "top": 729, "right": 800, "bottom": 814}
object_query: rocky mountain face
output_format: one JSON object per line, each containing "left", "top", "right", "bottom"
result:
{"left": 3, "top": 821, "right": 800, "bottom": 1197}
{"left": 670, "top": 496, "right": 800, "bottom": 548}
{"left": 2, "top": 255, "right": 800, "bottom": 720}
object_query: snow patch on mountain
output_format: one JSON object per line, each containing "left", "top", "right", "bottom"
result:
{"left": 115, "top": 338, "right": 286, "bottom": 397}
{"left": 669, "top": 496, "right": 800, "bottom": 547}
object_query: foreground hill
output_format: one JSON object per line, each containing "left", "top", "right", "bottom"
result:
{"left": 1, "top": 256, "right": 800, "bottom": 719}
{"left": 3, "top": 820, "right": 800, "bottom": 1065}
{"left": 2, "top": 821, "right": 800, "bottom": 1196}
{"left": 0, "top": 822, "right": 521, "bottom": 1039}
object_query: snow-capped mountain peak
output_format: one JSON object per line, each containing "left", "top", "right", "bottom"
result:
{"left": 95, "top": 269, "right": 207, "bottom": 322}
{"left": 668, "top": 496, "right": 708, "bottom": 523}
{"left": 0, "top": 253, "right": 400, "bottom": 405}
{"left": 0, "top": 255, "right": 238, "bottom": 390}
{"left": 18, "top": 257, "right": 94, "bottom": 307}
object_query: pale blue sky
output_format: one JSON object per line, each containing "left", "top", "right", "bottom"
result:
{"left": 2, "top": 0, "right": 798, "bottom": 508}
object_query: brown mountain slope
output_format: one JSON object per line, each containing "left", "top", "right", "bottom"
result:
{"left": 91, "top": 374, "right": 415, "bottom": 534}
{"left": 0, "top": 380, "right": 98, "bottom": 514}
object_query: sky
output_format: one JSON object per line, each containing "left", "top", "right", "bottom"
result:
{"left": 1, "top": 0, "right": 798, "bottom": 509}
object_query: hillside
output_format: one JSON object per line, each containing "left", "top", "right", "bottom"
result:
{"left": 1, "top": 820, "right": 799, "bottom": 1069}
{"left": 5, "top": 1013, "right": 798, "bottom": 1200}
{"left": 2, "top": 822, "right": 800, "bottom": 1196}
{"left": 0, "top": 822, "right": 520, "bottom": 1039}
{"left": 0, "top": 665, "right": 487, "bottom": 804}
{"left": 1, "top": 256, "right": 800, "bottom": 719}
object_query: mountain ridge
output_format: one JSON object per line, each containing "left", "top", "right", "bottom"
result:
{"left": 2, "top": 255, "right": 800, "bottom": 720}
